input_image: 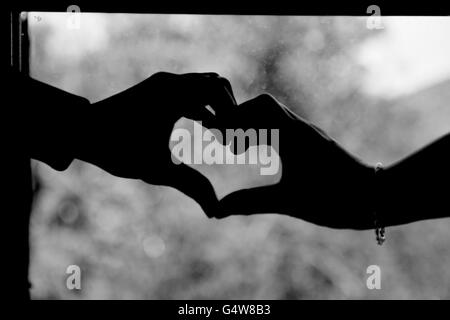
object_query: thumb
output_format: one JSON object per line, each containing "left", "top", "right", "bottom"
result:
{"left": 219, "top": 184, "right": 281, "bottom": 218}
{"left": 163, "top": 163, "right": 222, "bottom": 219}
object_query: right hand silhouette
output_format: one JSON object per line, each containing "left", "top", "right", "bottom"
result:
{"left": 217, "top": 94, "right": 375, "bottom": 229}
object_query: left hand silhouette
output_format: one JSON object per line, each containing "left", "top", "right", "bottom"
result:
{"left": 76, "top": 72, "right": 237, "bottom": 218}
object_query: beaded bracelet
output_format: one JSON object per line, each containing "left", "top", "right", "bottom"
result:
{"left": 374, "top": 162, "right": 386, "bottom": 245}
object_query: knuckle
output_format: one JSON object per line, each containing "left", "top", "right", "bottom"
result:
{"left": 206, "top": 72, "right": 220, "bottom": 78}
{"left": 257, "top": 93, "right": 276, "bottom": 104}
{"left": 150, "top": 71, "right": 167, "bottom": 79}
{"left": 150, "top": 71, "right": 173, "bottom": 83}
{"left": 148, "top": 73, "right": 163, "bottom": 85}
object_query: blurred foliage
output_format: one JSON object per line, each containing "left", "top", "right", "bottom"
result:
{"left": 28, "top": 14, "right": 450, "bottom": 299}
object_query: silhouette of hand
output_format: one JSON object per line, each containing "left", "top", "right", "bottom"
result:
{"left": 217, "top": 94, "right": 374, "bottom": 229}
{"left": 79, "top": 72, "right": 237, "bottom": 218}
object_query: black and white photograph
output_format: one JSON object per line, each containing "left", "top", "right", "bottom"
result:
{"left": 5, "top": 1, "right": 450, "bottom": 309}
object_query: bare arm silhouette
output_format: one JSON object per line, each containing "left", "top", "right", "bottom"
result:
{"left": 217, "top": 94, "right": 450, "bottom": 230}
{"left": 11, "top": 66, "right": 449, "bottom": 229}
{"left": 11, "top": 68, "right": 237, "bottom": 218}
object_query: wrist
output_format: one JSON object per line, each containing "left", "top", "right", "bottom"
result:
{"left": 22, "top": 76, "right": 91, "bottom": 171}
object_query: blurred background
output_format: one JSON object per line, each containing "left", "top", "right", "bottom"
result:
{"left": 27, "top": 14, "right": 450, "bottom": 299}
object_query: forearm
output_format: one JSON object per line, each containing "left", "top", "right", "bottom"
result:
{"left": 10, "top": 69, "right": 92, "bottom": 170}
{"left": 325, "top": 134, "right": 450, "bottom": 231}
{"left": 305, "top": 115, "right": 450, "bottom": 230}
{"left": 378, "top": 133, "right": 450, "bottom": 227}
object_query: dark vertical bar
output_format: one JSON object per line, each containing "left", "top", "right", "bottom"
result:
{"left": 10, "top": 11, "right": 18, "bottom": 69}
{"left": 19, "top": 12, "right": 30, "bottom": 75}
{"left": 6, "top": 8, "right": 33, "bottom": 299}
{"left": 11, "top": 11, "right": 29, "bottom": 74}
{"left": 10, "top": 11, "right": 13, "bottom": 67}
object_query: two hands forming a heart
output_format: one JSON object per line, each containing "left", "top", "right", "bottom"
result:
{"left": 78, "top": 71, "right": 377, "bottom": 230}
{"left": 17, "top": 68, "right": 450, "bottom": 231}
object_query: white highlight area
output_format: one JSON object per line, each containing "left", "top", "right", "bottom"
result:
{"left": 28, "top": 12, "right": 109, "bottom": 62}
{"left": 357, "top": 17, "right": 450, "bottom": 98}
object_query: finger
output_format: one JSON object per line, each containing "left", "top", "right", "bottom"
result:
{"left": 221, "top": 94, "right": 284, "bottom": 154}
{"left": 218, "top": 184, "right": 281, "bottom": 218}
{"left": 162, "top": 163, "right": 222, "bottom": 219}
{"left": 200, "top": 73, "right": 238, "bottom": 112}
{"left": 192, "top": 104, "right": 223, "bottom": 130}
{"left": 209, "top": 76, "right": 238, "bottom": 126}
{"left": 217, "top": 76, "right": 237, "bottom": 106}
{"left": 181, "top": 73, "right": 237, "bottom": 115}
{"left": 182, "top": 74, "right": 238, "bottom": 144}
